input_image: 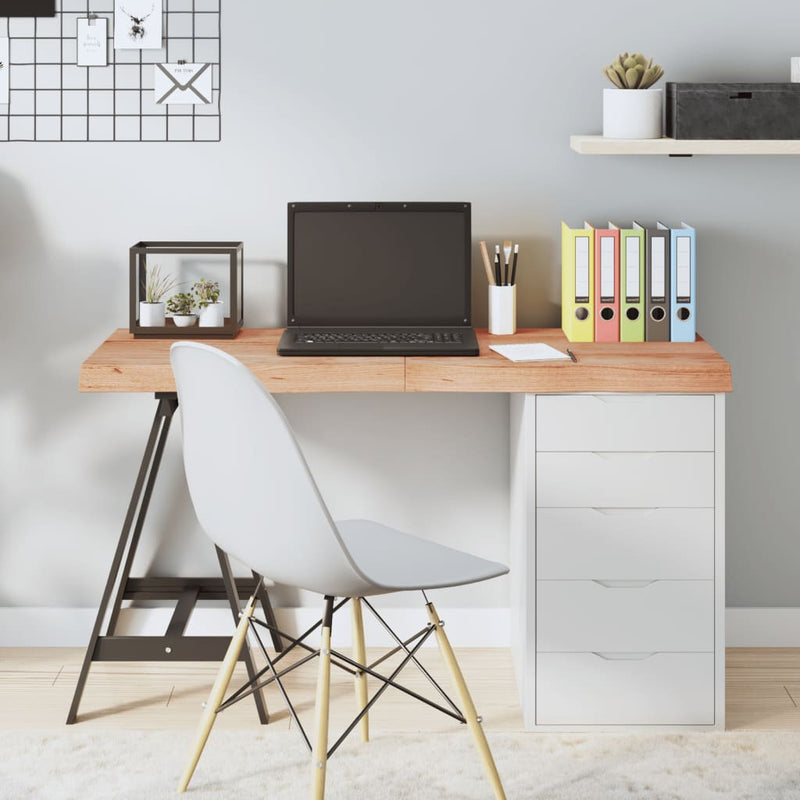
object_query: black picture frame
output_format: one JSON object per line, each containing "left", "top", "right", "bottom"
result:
{"left": 0, "top": 0, "right": 56, "bottom": 16}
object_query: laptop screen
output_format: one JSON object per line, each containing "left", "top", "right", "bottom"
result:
{"left": 288, "top": 202, "right": 471, "bottom": 327}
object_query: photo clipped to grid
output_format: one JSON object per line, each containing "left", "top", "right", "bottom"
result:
{"left": 0, "top": 0, "right": 221, "bottom": 142}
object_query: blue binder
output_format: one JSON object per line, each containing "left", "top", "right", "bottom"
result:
{"left": 670, "top": 223, "right": 696, "bottom": 343}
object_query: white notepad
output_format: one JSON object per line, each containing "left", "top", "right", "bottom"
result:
{"left": 489, "top": 343, "right": 570, "bottom": 362}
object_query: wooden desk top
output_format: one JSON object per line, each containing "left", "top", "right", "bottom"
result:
{"left": 80, "top": 328, "right": 732, "bottom": 394}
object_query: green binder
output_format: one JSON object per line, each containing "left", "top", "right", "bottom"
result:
{"left": 613, "top": 222, "right": 645, "bottom": 343}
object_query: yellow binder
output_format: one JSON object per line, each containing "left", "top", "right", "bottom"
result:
{"left": 561, "top": 221, "right": 594, "bottom": 342}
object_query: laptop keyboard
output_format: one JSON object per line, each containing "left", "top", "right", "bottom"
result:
{"left": 295, "top": 330, "right": 464, "bottom": 345}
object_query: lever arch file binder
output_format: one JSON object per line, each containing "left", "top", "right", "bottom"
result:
{"left": 642, "top": 222, "right": 671, "bottom": 342}
{"left": 561, "top": 221, "right": 594, "bottom": 342}
{"left": 592, "top": 223, "right": 620, "bottom": 342}
{"left": 616, "top": 222, "right": 646, "bottom": 343}
{"left": 670, "top": 223, "right": 696, "bottom": 342}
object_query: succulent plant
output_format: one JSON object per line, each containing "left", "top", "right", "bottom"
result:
{"left": 166, "top": 291, "right": 195, "bottom": 316}
{"left": 603, "top": 52, "right": 664, "bottom": 89}
{"left": 192, "top": 278, "right": 221, "bottom": 309}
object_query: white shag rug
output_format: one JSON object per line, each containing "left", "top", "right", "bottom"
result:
{"left": 2, "top": 728, "right": 800, "bottom": 800}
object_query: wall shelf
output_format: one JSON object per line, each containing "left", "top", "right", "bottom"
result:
{"left": 570, "top": 135, "right": 800, "bottom": 156}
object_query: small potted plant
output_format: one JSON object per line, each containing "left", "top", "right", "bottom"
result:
{"left": 193, "top": 278, "right": 224, "bottom": 327}
{"left": 140, "top": 264, "right": 178, "bottom": 327}
{"left": 602, "top": 52, "right": 664, "bottom": 139}
{"left": 166, "top": 291, "right": 197, "bottom": 327}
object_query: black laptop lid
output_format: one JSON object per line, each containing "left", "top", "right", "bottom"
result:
{"left": 288, "top": 202, "right": 471, "bottom": 327}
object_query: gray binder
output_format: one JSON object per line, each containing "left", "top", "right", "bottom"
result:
{"left": 643, "top": 222, "right": 671, "bottom": 342}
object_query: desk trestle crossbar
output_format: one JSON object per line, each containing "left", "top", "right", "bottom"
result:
{"left": 65, "top": 392, "right": 283, "bottom": 726}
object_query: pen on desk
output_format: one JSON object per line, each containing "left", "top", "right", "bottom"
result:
{"left": 494, "top": 244, "right": 503, "bottom": 285}
{"left": 479, "top": 240, "right": 495, "bottom": 285}
{"left": 510, "top": 243, "right": 519, "bottom": 286}
{"left": 566, "top": 348, "right": 578, "bottom": 363}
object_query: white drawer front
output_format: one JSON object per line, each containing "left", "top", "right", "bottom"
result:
{"left": 536, "top": 652, "right": 715, "bottom": 725}
{"left": 536, "top": 452, "right": 714, "bottom": 508}
{"left": 537, "top": 508, "right": 714, "bottom": 580}
{"left": 537, "top": 580, "right": 714, "bottom": 652}
{"left": 536, "top": 394, "right": 714, "bottom": 452}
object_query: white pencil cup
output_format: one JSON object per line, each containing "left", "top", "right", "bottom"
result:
{"left": 488, "top": 285, "right": 516, "bottom": 335}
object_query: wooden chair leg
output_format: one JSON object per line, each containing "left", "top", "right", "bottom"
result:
{"left": 351, "top": 597, "right": 370, "bottom": 743}
{"left": 178, "top": 594, "right": 257, "bottom": 793}
{"left": 311, "top": 597, "right": 334, "bottom": 800}
{"left": 425, "top": 601, "right": 506, "bottom": 800}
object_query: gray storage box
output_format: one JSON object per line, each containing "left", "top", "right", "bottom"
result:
{"left": 666, "top": 82, "right": 800, "bottom": 139}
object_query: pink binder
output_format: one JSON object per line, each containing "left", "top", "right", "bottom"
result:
{"left": 591, "top": 224, "right": 620, "bottom": 343}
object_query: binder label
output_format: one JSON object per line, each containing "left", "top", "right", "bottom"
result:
{"left": 600, "top": 237, "right": 615, "bottom": 302}
{"left": 651, "top": 238, "right": 666, "bottom": 301}
{"left": 625, "top": 237, "right": 640, "bottom": 302}
{"left": 575, "top": 237, "right": 590, "bottom": 302}
{"left": 676, "top": 236, "right": 691, "bottom": 302}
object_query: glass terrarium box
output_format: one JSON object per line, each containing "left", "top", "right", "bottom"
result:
{"left": 129, "top": 241, "right": 243, "bottom": 338}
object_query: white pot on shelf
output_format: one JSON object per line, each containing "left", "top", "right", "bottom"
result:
{"left": 198, "top": 301, "right": 225, "bottom": 327}
{"left": 172, "top": 314, "right": 197, "bottom": 327}
{"left": 603, "top": 88, "right": 663, "bottom": 139}
{"left": 139, "top": 301, "right": 165, "bottom": 327}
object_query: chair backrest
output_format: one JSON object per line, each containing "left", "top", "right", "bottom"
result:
{"left": 170, "top": 342, "right": 373, "bottom": 597}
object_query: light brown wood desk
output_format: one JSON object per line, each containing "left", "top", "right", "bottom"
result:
{"left": 81, "top": 327, "right": 731, "bottom": 394}
{"left": 71, "top": 328, "right": 732, "bottom": 729}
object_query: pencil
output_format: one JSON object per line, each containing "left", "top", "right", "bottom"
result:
{"left": 479, "top": 240, "right": 495, "bottom": 285}
{"left": 511, "top": 243, "right": 519, "bottom": 286}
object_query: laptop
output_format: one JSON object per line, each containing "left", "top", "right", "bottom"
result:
{"left": 277, "top": 202, "right": 479, "bottom": 356}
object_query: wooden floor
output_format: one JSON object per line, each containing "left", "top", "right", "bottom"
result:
{"left": 1, "top": 647, "right": 799, "bottom": 731}
{"left": 0, "top": 646, "right": 521, "bottom": 732}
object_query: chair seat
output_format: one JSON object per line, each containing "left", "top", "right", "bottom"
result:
{"left": 336, "top": 519, "right": 509, "bottom": 595}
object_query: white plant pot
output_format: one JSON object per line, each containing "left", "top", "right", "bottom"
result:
{"left": 198, "top": 301, "right": 224, "bottom": 327}
{"left": 603, "top": 88, "right": 663, "bottom": 139}
{"left": 172, "top": 314, "right": 197, "bottom": 327}
{"left": 139, "top": 301, "right": 165, "bottom": 327}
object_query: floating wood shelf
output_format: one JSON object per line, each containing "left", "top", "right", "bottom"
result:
{"left": 570, "top": 135, "right": 800, "bottom": 156}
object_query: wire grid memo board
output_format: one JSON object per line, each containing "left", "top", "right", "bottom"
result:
{"left": 0, "top": 0, "right": 221, "bottom": 141}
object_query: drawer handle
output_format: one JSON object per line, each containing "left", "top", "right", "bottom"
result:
{"left": 591, "top": 507, "right": 658, "bottom": 516}
{"left": 592, "top": 580, "right": 656, "bottom": 589}
{"left": 593, "top": 395, "right": 650, "bottom": 405}
{"left": 591, "top": 452, "right": 655, "bottom": 462}
{"left": 593, "top": 652, "right": 657, "bottom": 661}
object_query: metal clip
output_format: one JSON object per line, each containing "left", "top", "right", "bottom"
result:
{"left": 87, "top": 12, "right": 98, "bottom": 25}
{"left": 177, "top": 59, "right": 187, "bottom": 65}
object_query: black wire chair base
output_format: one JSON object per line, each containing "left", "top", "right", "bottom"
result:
{"left": 214, "top": 596, "right": 466, "bottom": 760}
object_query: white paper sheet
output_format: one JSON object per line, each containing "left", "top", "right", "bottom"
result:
{"left": 78, "top": 17, "right": 108, "bottom": 66}
{"left": 114, "top": 0, "right": 162, "bottom": 50}
{"left": 489, "top": 343, "right": 570, "bottom": 363}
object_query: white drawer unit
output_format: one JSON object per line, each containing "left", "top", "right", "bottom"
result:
{"left": 537, "top": 580, "right": 714, "bottom": 653}
{"left": 537, "top": 394, "right": 714, "bottom": 452}
{"left": 510, "top": 392, "right": 725, "bottom": 731}
{"left": 537, "top": 452, "right": 714, "bottom": 508}
{"left": 537, "top": 508, "right": 714, "bottom": 580}
{"left": 536, "top": 652, "right": 715, "bottom": 726}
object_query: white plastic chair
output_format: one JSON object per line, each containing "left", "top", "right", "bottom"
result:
{"left": 171, "top": 342, "right": 508, "bottom": 799}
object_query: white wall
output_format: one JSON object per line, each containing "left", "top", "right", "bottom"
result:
{"left": 2, "top": 0, "right": 800, "bottom": 643}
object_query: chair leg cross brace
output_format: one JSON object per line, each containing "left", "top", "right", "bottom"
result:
{"left": 178, "top": 596, "right": 506, "bottom": 800}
